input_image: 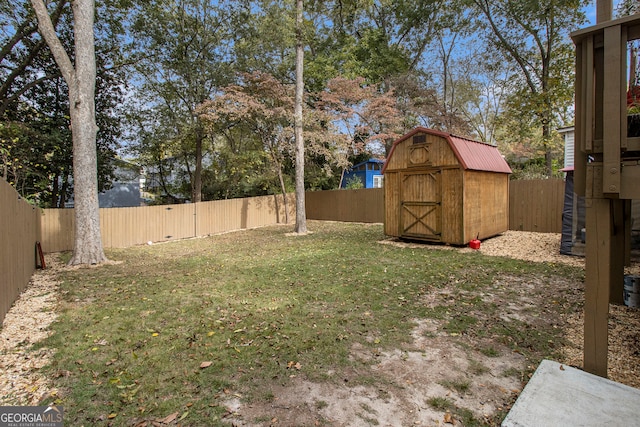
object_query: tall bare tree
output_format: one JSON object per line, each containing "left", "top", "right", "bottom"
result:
{"left": 294, "top": 0, "right": 307, "bottom": 233}
{"left": 31, "top": 0, "right": 107, "bottom": 265}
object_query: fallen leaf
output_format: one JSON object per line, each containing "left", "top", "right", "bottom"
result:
{"left": 108, "top": 413, "right": 118, "bottom": 419}
{"left": 443, "top": 412, "right": 454, "bottom": 424}
{"left": 286, "top": 361, "right": 301, "bottom": 370}
{"left": 200, "top": 361, "right": 213, "bottom": 369}
{"left": 159, "top": 412, "right": 178, "bottom": 424}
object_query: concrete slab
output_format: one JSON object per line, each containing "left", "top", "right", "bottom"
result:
{"left": 502, "top": 359, "right": 640, "bottom": 427}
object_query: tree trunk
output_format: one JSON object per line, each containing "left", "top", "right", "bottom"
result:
{"left": 193, "top": 122, "right": 203, "bottom": 203}
{"left": 276, "top": 162, "right": 290, "bottom": 224}
{"left": 31, "top": 0, "right": 107, "bottom": 265}
{"left": 51, "top": 172, "right": 60, "bottom": 208}
{"left": 293, "top": 0, "right": 307, "bottom": 234}
{"left": 543, "top": 119, "right": 553, "bottom": 177}
{"left": 67, "top": 0, "right": 106, "bottom": 264}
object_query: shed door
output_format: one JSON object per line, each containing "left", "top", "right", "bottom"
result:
{"left": 400, "top": 171, "right": 442, "bottom": 240}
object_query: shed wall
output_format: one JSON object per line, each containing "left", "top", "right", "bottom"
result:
{"left": 384, "top": 129, "right": 510, "bottom": 244}
{"left": 441, "top": 168, "right": 464, "bottom": 244}
{"left": 462, "top": 171, "right": 510, "bottom": 243}
{"left": 384, "top": 172, "right": 401, "bottom": 236}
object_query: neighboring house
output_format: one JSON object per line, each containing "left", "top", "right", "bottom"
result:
{"left": 558, "top": 126, "right": 585, "bottom": 255}
{"left": 558, "top": 126, "right": 575, "bottom": 170}
{"left": 341, "top": 159, "right": 385, "bottom": 189}
{"left": 558, "top": 126, "right": 640, "bottom": 255}
{"left": 98, "top": 159, "right": 144, "bottom": 208}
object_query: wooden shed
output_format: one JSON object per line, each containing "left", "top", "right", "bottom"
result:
{"left": 382, "top": 127, "right": 512, "bottom": 245}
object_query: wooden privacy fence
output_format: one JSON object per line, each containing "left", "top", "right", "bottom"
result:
{"left": 41, "top": 193, "right": 293, "bottom": 253}
{"left": 39, "top": 179, "right": 566, "bottom": 253}
{"left": 0, "top": 179, "right": 41, "bottom": 324}
{"left": 305, "top": 188, "right": 384, "bottom": 223}
{"left": 509, "top": 179, "right": 565, "bottom": 233}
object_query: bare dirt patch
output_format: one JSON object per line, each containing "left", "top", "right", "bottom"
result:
{"left": 231, "top": 232, "right": 639, "bottom": 426}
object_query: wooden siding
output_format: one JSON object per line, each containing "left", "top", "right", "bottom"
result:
{"left": 441, "top": 168, "right": 464, "bottom": 244}
{"left": 463, "top": 172, "right": 510, "bottom": 244}
{"left": 0, "top": 179, "right": 41, "bottom": 324}
{"left": 384, "top": 132, "right": 459, "bottom": 172}
{"left": 306, "top": 188, "right": 384, "bottom": 223}
{"left": 509, "top": 179, "right": 564, "bottom": 233}
{"left": 383, "top": 173, "right": 401, "bottom": 236}
{"left": 384, "top": 131, "right": 463, "bottom": 241}
{"left": 400, "top": 170, "right": 443, "bottom": 240}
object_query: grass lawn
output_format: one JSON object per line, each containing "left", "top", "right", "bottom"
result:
{"left": 39, "top": 221, "right": 582, "bottom": 426}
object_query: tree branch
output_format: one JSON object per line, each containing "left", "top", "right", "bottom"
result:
{"left": 0, "top": 72, "right": 61, "bottom": 116}
{"left": 30, "top": 0, "right": 75, "bottom": 83}
{"left": 0, "top": 21, "right": 39, "bottom": 64}
{"left": 474, "top": 0, "right": 539, "bottom": 94}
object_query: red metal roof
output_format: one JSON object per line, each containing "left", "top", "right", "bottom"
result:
{"left": 382, "top": 127, "right": 512, "bottom": 174}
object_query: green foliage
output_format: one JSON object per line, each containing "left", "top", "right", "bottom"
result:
{"left": 2, "top": 0, "right": 587, "bottom": 203}
{"left": 616, "top": 0, "right": 640, "bottom": 17}
{"left": 127, "top": 0, "right": 241, "bottom": 202}
{"left": 469, "top": 0, "right": 586, "bottom": 176}
{"left": 508, "top": 157, "right": 564, "bottom": 180}
{"left": 345, "top": 175, "right": 364, "bottom": 189}
{"left": 1, "top": 0, "right": 125, "bottom": 206}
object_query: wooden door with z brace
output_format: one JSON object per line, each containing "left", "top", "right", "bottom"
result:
{"left": 400, "top": 171, "right": 442, "bottom": 240}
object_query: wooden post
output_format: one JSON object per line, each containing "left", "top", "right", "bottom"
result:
{"left": 584, "top": 197, "right": 626, "bottom": 376}
{"left": 584, "top": 199, "right": 611, "bottom": 377}
{"left": 583, "top": 0, "right": 615, "bottom": 377}
{"left": 597, "top": 0, "right": 612, "bottom": 23}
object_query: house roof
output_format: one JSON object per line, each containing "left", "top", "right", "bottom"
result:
{"left": 350, "top": 158, "right": 385, "bottom": 169}
{"left": 382, "top": 127, "right": 512, "bottom": 174}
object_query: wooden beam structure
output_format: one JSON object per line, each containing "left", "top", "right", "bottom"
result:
{"left": 597, "top": 1, "right": 612, "bottom": 23}
{"left": 572, "top": 10, "right": 640, "bottom": 377}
